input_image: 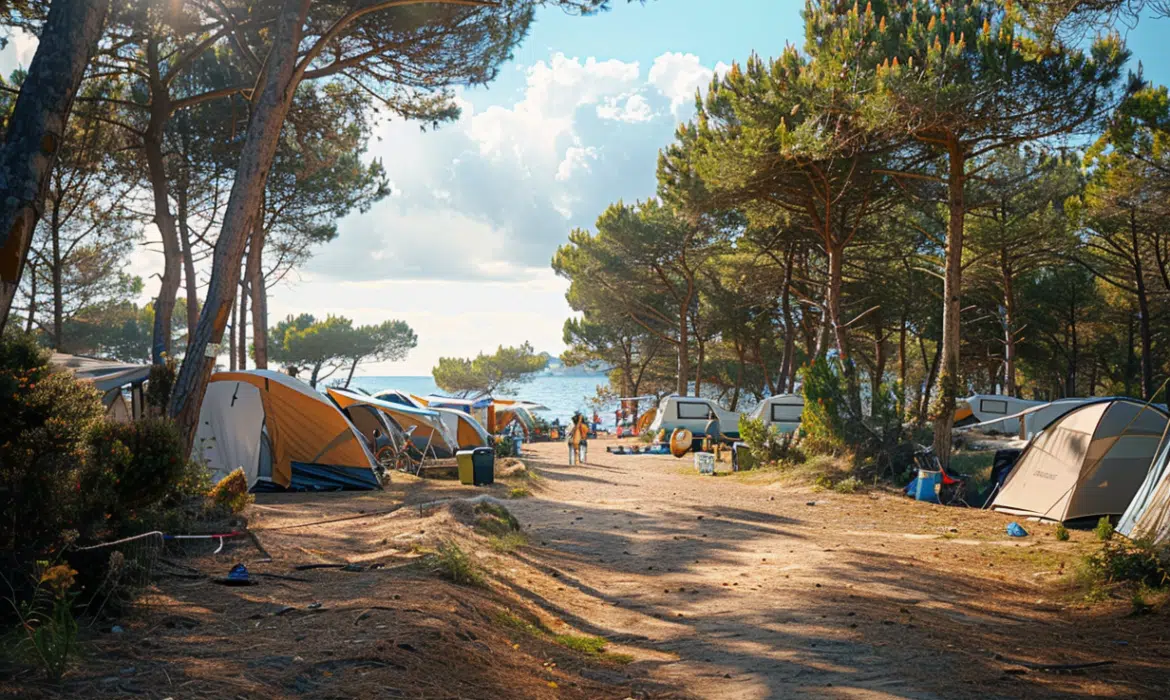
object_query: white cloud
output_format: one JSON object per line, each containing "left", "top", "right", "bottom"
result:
{"left": 4, "top": 43, "right": 729, "bottom": 373}
{"left": 648, "top": 52, "right": 716, "bottom": 117}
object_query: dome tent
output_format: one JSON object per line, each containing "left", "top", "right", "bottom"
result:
{"left": 195, "top": 370, "right": 380, "bottom": 492}
{"left": 1118, "top": 434, "right": 1170, "bottom": 545}
{"left": 990, "top": 399, "right": 1168, "bottom": 523}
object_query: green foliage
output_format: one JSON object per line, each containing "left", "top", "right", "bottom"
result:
{"left": 268, "top": 313, "right": 416, "bottom": 388}
{"left": 494, "top": 436, "right": 516, "bottom": 458}
{"left": 737, "top": 415, "right": 792, "bottom": 464}
{"left": 1095, "top": 517, "right": 1115, "bottom": 541}
{"left": 800, "top": 358, "right": 909, "bottom": 476}
{"left": 832, "top": 476, "right": 865, "bottom": 494}
{"left": 472, "top": 502, "right": 522, "bottom": 538}
{"left": 429, "top": 541, "right": 485, "bottom": 587}
{"left": 1083, "top": 542, "right": 1170, "bottom": 590}
{"left": 9, "top": 563, "right": 79, "bottom": 682}
{"left": 432, "top": 342, "right": 548, "bottom": 398}
{"left": 144, "top": 357, "right": 177, "bottom": 415}
{"left": 208, "top": 468, "right": 253, "bottom": 515}
{"left": 1055, "top": 524, "right": 1071, "bottom": 542}
{"left": 84, "top": 419, "right": 190, "bottom": 524}
{"left": 0, "top": 333, "right": 105, "bottom": 559}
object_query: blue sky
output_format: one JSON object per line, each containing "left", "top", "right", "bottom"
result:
{"left": 3, "top": 4, "right": 1170, "bottom": 374}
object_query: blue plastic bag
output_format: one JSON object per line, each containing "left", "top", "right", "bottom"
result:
{"left": 228, "top": 563, "right": 250, "bottom": 582}
{"left": 1006, "top": 522, "right": 1028, "bottom": 538}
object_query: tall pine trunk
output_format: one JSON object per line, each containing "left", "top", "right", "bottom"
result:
{"left": 238, "top": 276, "right": 248, "bottom": 370}
{"left": 252, "top": 270, "right": 269, "bottom": 368}
{"left": 177, "top": 172, "right": 200, "bottom": 340}
{"left": 50, "top": 199, "right": 63, "bottom": 349}
{"left": 676, "top": 295, "right": 690, "bottom": 396}
{"left": 145, "top": 44, "right": 182, "bottom": 364}
{"left": 932, "top": 142, "right": 966, "bottom": 467}
{"left": 0, "top": 0, "right": 110, "bottom": 331}
{"left": 241, "top": 212, "right": 265, "bottom": 369}
{"left": 168, "top": 0, "right": 311, "bottom": 451}
{"left": 1001, "top": 249, "right": 1017, "bottom": 397}
{"left": 1131, "top": 209, "right": 1153, "bottom": 400}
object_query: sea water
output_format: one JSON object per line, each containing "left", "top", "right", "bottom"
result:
{"left": 353, "top": 375, "right": 616, "bottom": 427}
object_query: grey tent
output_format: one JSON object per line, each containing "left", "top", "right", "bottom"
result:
{"left": 1118, "top": 434, "right": 1170, "bottom": 544}
{"left": 990, "top": 399, "right": 1169, "bottom": 523}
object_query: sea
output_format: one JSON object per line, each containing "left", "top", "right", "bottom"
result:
{"left": 352, "top": 375, "right": 619, "bottom": 428}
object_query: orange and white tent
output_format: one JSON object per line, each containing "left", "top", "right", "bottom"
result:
{"left": 195, "top": 371, "right": 379, "bottom": 492}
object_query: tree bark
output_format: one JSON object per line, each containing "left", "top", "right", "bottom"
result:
{"left": 177, "top": 172, "right": 200, "bottom": 340}
{"left": 229, "top": 299, "right": 237, "bottom": 371}
{"left": 343, "top": 357, "right": 359, "bottom": 388}
{"left": 168, "top": 0, "right": 311, "bottom": 452}
{"left": 778, "top": 245, "right": 796, "bottom": 394}
{"left": 0, "top": 0, "right": 110, "bottom": 331}
{"left": 932, "top": 142, "right": 966, "bottom": 467}
{"left": 238, "top": 275, "right": 248, "bottom": 370}
{"left": 241, "top": 213, "right": 265, "bottom": 369}
{"left": 252, "top": 269, "right": 269, "bottom": 368}
{"left": 1001, "top": 248, "right": 1017, "bottom": 397}
{"left": 24, "top": 260, "right": 36, "bottom": 333}
{"left": 1130, "top": 209, "right": 1154, "bottom": 400}
{"left": 50, "top": 196, "right": 62, "bottom": 349}
{"left": 145, "top": 43, "right": 183, "bottom": 365}
{"left": 677, "top": 295, "right": 690, "bottom": 396}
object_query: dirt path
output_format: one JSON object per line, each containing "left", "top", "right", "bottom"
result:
{"left": 502, "top": 439, "right": 1170, "bottom": 699}
{"left": 15, "top": 440, "right": 1167, "bottom": 699}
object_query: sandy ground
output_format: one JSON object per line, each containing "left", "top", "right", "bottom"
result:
{"left": 7, "top": 437, "right": 1169, "bottom": 699}
{"left": 503, "top": 438, "right": 1170, "bottom": 699}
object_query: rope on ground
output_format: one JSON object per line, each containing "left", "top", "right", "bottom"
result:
{"left": 253, "top": 497, "right": 461, "bottom": 532}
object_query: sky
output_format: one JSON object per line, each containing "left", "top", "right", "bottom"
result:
{"left": 2, "top": 2, "right": 1170, "bottom": 376}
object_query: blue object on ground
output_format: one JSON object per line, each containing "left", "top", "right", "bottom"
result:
{"left": 512, "top": 436, "right": 523, "bottom": 456}
{"left": 1006, "top": 522, "right": 1028, "bottom": 538}
{"left": 913, "top": 470, "right": 942, "bottom": 504}
{"left": 228, "top": 563, "right": 250, "bottom": 582}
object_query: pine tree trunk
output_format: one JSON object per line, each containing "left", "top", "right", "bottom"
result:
{"left": 344, "top": 358, "right": 359, "bottom": 388}
{"left": 778, "top": 246, "right": 796, "bottom": 394}
{"left": 50, "top": 199, "right": 63, "bottom": 349}
{"left": 145, "top": 46, "right": 182, "bottom": 365}
{"left": 168, "top": 0, "right": 311, "bottom": 452}
{"left": 238, "top": 276, "right": 248, "bottom": 370}
{"left": 24, "top": 260, "right": 36, "bottom": 333}
{"left": 1131, "top": 209, "right": 1154, "bottom": 400}
{"left": 677, "top": 297, "right": 690, "bottom": 396}
{"left": 932, "top": 142, "right": 966, "bottom": 467}
{"left": 229, "top": 300, "right": 237, "bottom": 371}
{"left": 177, "top": 173, "right": 200, "bottom": 340}
{"left": 0, "top": 0, "right": 110, "bottom": 331}
{"left": 240, "top": 213, "right": 265, "bottom": 370}
{"left": 1002, "top": 249, "right": 1017, "bottom": 397}
{"left": 252, "top": 270, "right": 268, "bottom": 369}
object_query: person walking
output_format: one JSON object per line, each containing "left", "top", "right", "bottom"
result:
{"left": 568, "top": 412, "right": 589, "bottom": 465}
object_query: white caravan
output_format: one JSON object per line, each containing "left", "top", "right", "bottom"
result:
{"left": 647, "top": 396, "right": 743, "bottom": 438}
{"left": 748, "top": 394, "right": 805, "bottom": 434}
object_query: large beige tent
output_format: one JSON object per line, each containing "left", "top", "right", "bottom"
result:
{"left": 991, "top": 399, "right": 1169, "bottom": 523}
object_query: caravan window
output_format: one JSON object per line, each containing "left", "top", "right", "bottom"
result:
{"left": 980, "top": 399, "right": 1009, "bottom": 415}
{"left": 677, "top": 401, "right": 712, "bottom": 420}
{"left": 771, "top": 403, "right": 801, "bottom": 423}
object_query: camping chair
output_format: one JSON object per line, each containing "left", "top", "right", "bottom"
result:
{"left": 913, "top": 447, "right": 969, "bottom": 507}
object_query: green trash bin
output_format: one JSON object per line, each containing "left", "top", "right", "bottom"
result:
{"left": 456, "top": 450, "right": 476, "bottom": 485}
{"left": 471, "top": 447, "right": 495, "bottom": 486}
{"left": 732, "top": 442, "right": 757, "bottom": 472}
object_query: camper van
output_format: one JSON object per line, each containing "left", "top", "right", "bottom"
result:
{"left": 647, "top": 396, "right": 742, "bottom": 438}
{"left": 953, "top": 394, "right": 1044, "bottom": 434}
{"left": 748, "top": 394, "right": 804, "bottom": 434}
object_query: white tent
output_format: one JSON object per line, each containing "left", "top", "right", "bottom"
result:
{"left": 991, "top": 399, "right": 1168, "bottom": 523}
{"left": 1118, "top": 434, "right": 1170, "bottom": 544}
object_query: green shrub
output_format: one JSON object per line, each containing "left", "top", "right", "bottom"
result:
{"left": 10, "top": 563, "right": 80, "bottom": 682}
{"left": 1055, "top": 524, "right": 1070, "bottom": 542}
{"left": 430, "top": 541, "right": 485, "bottom": 587}
{"left": 87, "top": 419, "right": 188, "bottom": 511}
{"left": 208, "top": 468, "right": 253, "bottom": 514}
{"left": 473, "top": 502, "right": 522, "bottom": 537}
{"left": 144, "top": 358, "right": 176, "bottom": 415}
{"left": 1083, "top": 542, "right": 1169, "bottom": 590}
{"left": 832, "top": 476, "right": 864, "bottom": 494}
{"left": 800, "top": 357, "right": 909, "bottom": 477}
{"left": 0, "top": 333, "right": 105, "bottom": 563}
{"left": 494, "top": 436, "right": 515, "bottom": 458}
{"left": 738, "top": 415, "right": 795, "bottom": 464}
{"left": 1095, "top": 517, "right": 1115, "bottom": 541}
